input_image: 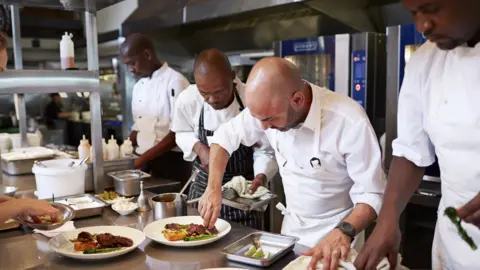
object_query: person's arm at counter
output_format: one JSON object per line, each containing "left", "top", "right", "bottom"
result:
{"left": 200, "top": 109, "right": 266, "bottom": 228}
{"left": 355, "top": 63, "right": 435, "bottom": 270}
{"left": 134, "top": 131, "right": 177, "bottom": 169}
{"left": 0, "top": 198, "right": 58, "bottom": 224}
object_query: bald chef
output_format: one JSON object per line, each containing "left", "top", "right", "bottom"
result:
{"left": 200, "top": 57, "right": 386, "bottom": 270}
{"left": 120, "top": 34, "right": 192, "bottom": 184}
{"left": 172, "top": 49, "right": 277, "bottom": 229}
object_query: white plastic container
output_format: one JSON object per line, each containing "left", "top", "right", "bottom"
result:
{"left": 78, "top": 135, "right": 90, "bottom": 160}
{"left": 60, "top": 32, "right": 75, "bottom": 70}
{"left": 120, "top": 138, "right": 134, "bottom": 158}
{"left": 32, "top": 159, "right": 87, "bottom": 199}
{"left": 106, "top": 135, "right": 119, "bottom": 160}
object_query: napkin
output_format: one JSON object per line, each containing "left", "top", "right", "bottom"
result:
{"left": 33, "top": 221, "right": 76, "bottom": 238}
{"left": 283, "top": 249, "right": 408, "bottom": 270}
{"left": 222, "top": 176, "right": 270, "bottom": 199}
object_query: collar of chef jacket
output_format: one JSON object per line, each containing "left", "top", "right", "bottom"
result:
{"left": 148, "top": 62, "right": 169, "bottom": 80}
{"left": 301, "top": 82, "right": 323, "bottom": 134}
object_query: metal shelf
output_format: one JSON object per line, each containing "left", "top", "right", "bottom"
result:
{"left": 0, "top": 70, "right": 99, "bottom": 94}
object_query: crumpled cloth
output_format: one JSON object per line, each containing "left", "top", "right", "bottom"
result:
{"left": 283, "top": 249, "right": 409, "bottom": 270}
{"left": 222, "top": 176, "right": 270, "bottom": 199}
{"left": 33, "top": 221, "right": 76, "bottom": 238}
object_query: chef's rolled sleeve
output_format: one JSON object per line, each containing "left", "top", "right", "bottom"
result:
{"left": 212, "top": 109, "right": 266, "bottom": 156}
{"left": 253, "top": 136, "right": 278, "bottom": 181}
{"left": 171, "top": 87, "right": 200, "bottom": 161}
{"left": 341, "top": 119, "right": 386, "bottom": 215}
{"left": 392, "top": 64, "right": 435, "bottom": 167}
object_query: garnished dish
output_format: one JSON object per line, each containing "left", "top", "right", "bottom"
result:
{"left": 162, "top": 223, "right": 219, "bottom": 242}
{"left": 96, "top": 191, "right": 133, "bottom": 205}
{"left": 70, "top": 231, "right": 134, "bottom": 254}
{"left": 98, "top": 191, "right": 119, "bottom": 201}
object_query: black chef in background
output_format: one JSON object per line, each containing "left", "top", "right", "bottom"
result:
{"left": 44, "top": 93, "right": 72, "bottom": 129}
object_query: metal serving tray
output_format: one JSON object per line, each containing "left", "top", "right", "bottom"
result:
{"left": 48, "top": 194, "right": 108, "bottom": 219}
{"left": 85, "top": 157, "right": 136, "bottom": 191}
{"left": 222, "top": 232, "right": 299, "bottom": 267}
{"left": 222, "top": 188, "right": 277, "bottom": 211}
{"left": 108, "top": 169, "right": 151, "bottom": 181}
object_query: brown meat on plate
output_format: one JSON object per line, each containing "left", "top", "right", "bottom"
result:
{"left": 77, "top": 232, "right": 94, "bottom": 242}
{"left": 96, "top": 233, "right": 134, "bottom": 248}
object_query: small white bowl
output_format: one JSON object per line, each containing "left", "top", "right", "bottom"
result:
{"left": 112, "top": 203, "right": 138, "bottom": 216}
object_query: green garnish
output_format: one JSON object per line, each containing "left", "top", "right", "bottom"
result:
{"left": 183, "top": 234, "right": 216, "bottom": 241}
{"left": 83, "top": 248, "right": 122, "bottom": 254}
{"left": 444, "top": 207, "right": 477, "bottom": 250}
{"left": 244, "top": 245, "right": 256, "bottom": 257}
{"left": 251, "top": 248, "right": 265, "bottom": 259}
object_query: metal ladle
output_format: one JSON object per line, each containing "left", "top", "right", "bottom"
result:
{"left": 175, "top": 168, "right": 200, "bottom": 202}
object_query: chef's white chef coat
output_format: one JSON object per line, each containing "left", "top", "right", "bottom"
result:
{"left": 171, "top": 78, "right": 278, "bottom": 181}
{"left": 132, "top": 62, "right": 189, "bottom": 155}
{"left": 212, "top": 82, "right": 386, "bottom": 247}
{"left": 392, "top": 41, "right": 480, "bottom": 270}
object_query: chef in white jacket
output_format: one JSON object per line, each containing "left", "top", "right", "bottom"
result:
{"left": 355, "top": 1, "right": 480, "bottom": 269}
{"left": 200, "top": 57, "right": 386, "bottom": 270}
{"left": 172, "top": 49, "right": 277, "bottom": 229}
{"left": 120, "top": 34, "right": 192, "bottom": 184}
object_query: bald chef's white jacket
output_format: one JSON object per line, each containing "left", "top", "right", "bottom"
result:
{"left": 171, "top": 78, "right": 278, "bottom": 181}
{"left": 393, "top": 41, "right": 480, "bottom": 270}
{"left": 132, "top": 63, "right": 189, "bottom": 155}
{"left": 212, "top": 83, "right": 386, "bottom": 247}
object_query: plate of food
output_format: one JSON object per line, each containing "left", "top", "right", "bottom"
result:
{"left": 95, "top": 191, "right": 134, "bottom": 205}
{"left": 49, "top": 226, "right": 146, "bottom": 260}
{"left": 143, "top": 216, "right": 231, "bottom": 247}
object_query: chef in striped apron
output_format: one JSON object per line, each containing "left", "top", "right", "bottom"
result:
{"left": 171, "top": 49, "right": 277, "bottom": 230}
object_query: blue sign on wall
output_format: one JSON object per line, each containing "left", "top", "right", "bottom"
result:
{"left": 280, "top": 36, "right": 335, "bottom": 57}
{"left": 351, "top": 50, "right": 366, "bottom": 109}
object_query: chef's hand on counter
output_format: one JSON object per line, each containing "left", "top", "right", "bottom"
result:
{"left": 302, "top": 229, "right": 351, "bottom": 270}
{"left": 457, "top": 192, "right": 480, "bottom": 228}
{"left": 354, "top": 222, "right": 401, "bottom": 270}
{"left": 249, "top": 174, "right": 267, "bottom": 194}
{"left": 193, "top": 142, "right": 210, "bottom": 170}
{"left": 199, "top": 186, "right": 222, "bottom": 229}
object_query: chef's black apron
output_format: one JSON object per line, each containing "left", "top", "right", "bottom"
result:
{"left": 188, "top": 89, "right": 263, "bottom": 230}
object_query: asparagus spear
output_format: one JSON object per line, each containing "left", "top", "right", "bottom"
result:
{"left": 444, "top": 207, "right": 477, "bottom": 250}
{"left": 83, "top": 247, "right": 122, "bottom": 254}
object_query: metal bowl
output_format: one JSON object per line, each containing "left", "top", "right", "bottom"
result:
{"left": 3, "top": 186, "right": 17, "bottom": 197}
{"left": 17, "top": 203, "right": 75, "bottom": 231}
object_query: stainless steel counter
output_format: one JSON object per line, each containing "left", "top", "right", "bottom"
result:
{"left": 0, "top": 201, "right": 308, "bottom": 270}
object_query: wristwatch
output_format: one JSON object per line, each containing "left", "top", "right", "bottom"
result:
{"left": 335, "top": 221, "right": 356, "bottom": 241}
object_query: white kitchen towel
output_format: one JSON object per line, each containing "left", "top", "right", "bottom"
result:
{"left": 222, "top": 176, "right": 270, "bottom": 199}
{"left": 33, "top": 221, "right": 76, "bottom": 238}
{"left": 283, "top": 249, "right": 409, "bottom": 270}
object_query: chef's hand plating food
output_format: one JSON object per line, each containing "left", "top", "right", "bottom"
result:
{"left": 162, "top": 223, "right": 219, "bottom": 242}
{"left": 71, "top": 231, "right": 134, "bottom": 254}
{"left": 0, "top": 197, "right": 59, "bottom": 224}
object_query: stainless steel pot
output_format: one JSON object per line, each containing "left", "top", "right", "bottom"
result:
{"left": 149, "top": 193, "right": 200, "bottom": 220}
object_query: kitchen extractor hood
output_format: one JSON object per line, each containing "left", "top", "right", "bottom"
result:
{"left": 121, "top": 0, "right": 409, "bottom": 56}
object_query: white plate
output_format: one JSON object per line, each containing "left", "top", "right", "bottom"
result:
{"left": 48, "top": 226, "right": 146, "bottom": 260}
{"left": 143, "top": 216, "right": 231, "bottom": 247}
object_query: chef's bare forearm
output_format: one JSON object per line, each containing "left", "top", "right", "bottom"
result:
{"left": 193, "top": 141, "right": 208, "bottom": 155}
{"left": 129, "top": 131, "right": 138, "bottom": 147}
{"left": 343, "top": 203, "right": 377, "bottom": 235}
{"left": 377, "top": 156, "right": 425, "bottom": 224}
{"left": 141, "top": 132, "right": 177, "bottom": 161}
{"left": 208, "top": 143, "right": 230, "bottom": 190}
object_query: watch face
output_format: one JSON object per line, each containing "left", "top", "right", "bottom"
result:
{"left": 340, "top": 222, "right": 355, "bottom": 236}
